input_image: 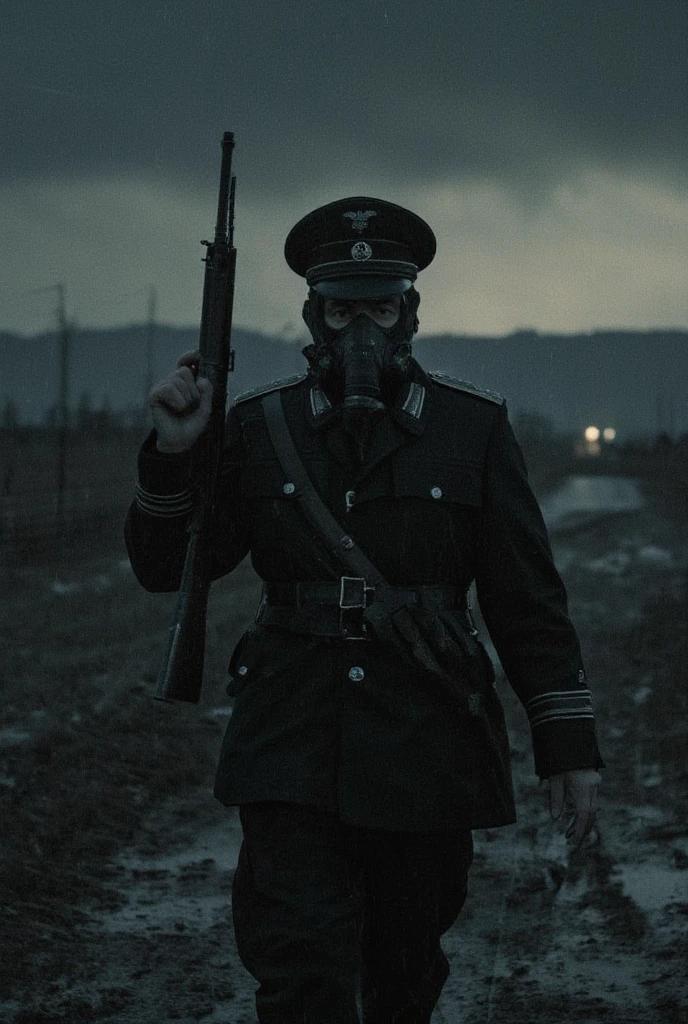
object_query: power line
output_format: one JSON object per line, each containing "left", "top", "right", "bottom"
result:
{"left": 55, "top": 284, "right": 71, "bottom": 517}
{"left": 145, "top": 286, "right": 157, "bottom": 407}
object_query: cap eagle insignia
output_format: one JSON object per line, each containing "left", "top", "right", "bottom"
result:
{"left": 343, "top": 210, "right": 377, "bottom": 233}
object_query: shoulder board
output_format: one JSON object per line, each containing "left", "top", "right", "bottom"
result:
{"left": 234, "top": 373, "right": 307, "bottom": 405}
{"left": 428, "top": 371, "right": 504, "bottom": 405}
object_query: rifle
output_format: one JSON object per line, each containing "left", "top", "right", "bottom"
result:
{"left": 154, "top": 131, "right": 237, "bottom": 703}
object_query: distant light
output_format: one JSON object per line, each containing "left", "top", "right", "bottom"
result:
{"left": 603, "top": 427, "right": 616, "bottom": 441}
{"left": 585, "top": 426, "right": 600, "bottom": 442}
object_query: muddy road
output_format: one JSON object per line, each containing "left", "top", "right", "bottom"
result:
{"left": 1, "top": 474, "right": 686, "bottom": 1023}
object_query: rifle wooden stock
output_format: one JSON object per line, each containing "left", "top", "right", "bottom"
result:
{"left": 155, "top": 132, "right": 237, "bottom": 703}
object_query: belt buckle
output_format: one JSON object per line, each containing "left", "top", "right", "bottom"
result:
{"left": 339, "top": 577, "right": 373, "bottom": 638}
{"left": 339, "top": 576, "right": 375, "bottom": 609}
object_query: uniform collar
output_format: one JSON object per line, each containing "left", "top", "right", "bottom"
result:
{"left": 389, "top": 360, "right": 430, "bottom": 436}
{"left": 306, "top": 359, "right": 430, "bottom": 437}
{"left": 306, "top": 380, "right": 338, "bottom": 429}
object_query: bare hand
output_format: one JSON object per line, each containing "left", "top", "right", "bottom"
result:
{"left": 149, "top": 350, "right": 213, "bottom": 453}
{"left": 549, "top": 768, "right": 601, "bottom": 850}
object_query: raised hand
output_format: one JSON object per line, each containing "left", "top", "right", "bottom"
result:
{"left": 149, "top": 350, "right": 214, "bottom": 453}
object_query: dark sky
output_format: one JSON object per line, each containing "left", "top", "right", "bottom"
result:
{"left": 2, "top": 0, "right": 686, "bottom": 336}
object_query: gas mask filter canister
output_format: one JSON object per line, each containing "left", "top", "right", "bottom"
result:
{"left": 301, "top": 288, "right": 420, "bottom": 408}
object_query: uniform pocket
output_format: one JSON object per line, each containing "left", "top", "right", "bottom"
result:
{"left": 240, "top": 457, "right": 328, "bottom": 503}
{"left": 392, "top": 460, "right": 483, "bottom": 507}
{"left": 227, "top": 628, "right": 261, "bottom": 694}
{"left": 226, "top": 626, "right": 322, "bottom": 697}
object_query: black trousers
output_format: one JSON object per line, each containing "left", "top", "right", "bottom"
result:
{"left": 232, "top": 802, "right": 473, "bottom": 1024}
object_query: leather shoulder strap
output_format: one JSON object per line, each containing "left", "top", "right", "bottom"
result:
{"left": 428, "top": 371, "right": 504, "bottom": 405}
{"left": 261, "top": 391, "right": 387, "bottom": 587}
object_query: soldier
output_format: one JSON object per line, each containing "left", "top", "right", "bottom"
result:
{"left": 125, "top": 197, "right": 604, "bottom": 1024}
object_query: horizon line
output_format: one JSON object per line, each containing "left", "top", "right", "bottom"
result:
{"left": 2, "top": 323, "right": 687, "bottom": 341}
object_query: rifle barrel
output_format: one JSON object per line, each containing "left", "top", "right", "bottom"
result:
{"left": 154, "top": 131, "right": 237, "bottom": 704}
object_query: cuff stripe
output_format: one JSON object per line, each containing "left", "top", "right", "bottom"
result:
{"left": 135, "top": 484, "right": 195, "bottom": 517}
{"left": 529, "top": 709, "right": 595, "bottom": 728}
{"left": 525, "top": 688, "right": 595, "bottom": 729}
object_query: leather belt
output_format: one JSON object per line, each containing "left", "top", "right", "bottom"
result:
{"left": 257, "top": 579, "right": 468, "bottom": 639}
{"left": 264, "top": 580, "right": 461, "bottom": 609}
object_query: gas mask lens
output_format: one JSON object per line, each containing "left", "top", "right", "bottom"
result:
{"left": 323, "top": 298, "right": 401, "bottom": 332}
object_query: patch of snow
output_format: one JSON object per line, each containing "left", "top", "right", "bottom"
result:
{"left": 637, "top": 545, "right": 674, "bottom": 567}
{"left": 635, "top": 763, "right": 663, "bottom": 788}
{"left": 630, "top": 804, "right": 673, "bottom": 825}
{"left": 583, "top": 551, "right": 632, "bottom": 575}
{"left": 540, "top": 475, "right": 645, "bottom": 530}
{"left": 50, "top": 572, "right": 114, "bottom": 596}
{"left": 203, "top": 706, "right": 233, "bottom": 720}
{"left": 0, "top": 727, "right": 31, "bottom": 746}
{"left": 50, "top": 580, "right": 79, "bottom": 595}
{"left": 613, "top": 862, "right": 687, "bottom": 913}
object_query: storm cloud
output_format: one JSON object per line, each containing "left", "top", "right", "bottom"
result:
{"left": 1, "top": 0, "right": 686, "bottom": 335}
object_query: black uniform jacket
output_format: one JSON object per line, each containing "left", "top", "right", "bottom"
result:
{"left": 125, "top": 359, "right": 604, "bottom": 831}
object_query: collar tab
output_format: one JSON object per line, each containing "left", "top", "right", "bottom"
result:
{"left": 391, "top": 375, "right": 429, "bottom": 435}
{"left": 308, "top": 384, "right": 340, "bottom": 430}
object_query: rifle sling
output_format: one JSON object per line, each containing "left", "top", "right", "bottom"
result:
{"left": 261, "top": 390, "right": 388, "bottom": 589}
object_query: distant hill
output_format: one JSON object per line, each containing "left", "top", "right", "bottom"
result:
{"left": 1, "top": 325, "right": 685, "bottom": 440}
{"left": 413, "top": 329, "right": 688, "bottom": 440}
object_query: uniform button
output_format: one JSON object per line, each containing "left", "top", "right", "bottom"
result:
{"left": 283, "top": 482, "right": 295, "bottom": 495}
{"left": 345, "top": 489, "right": 356, "bottom": 510}
{"left": 340, "top": 535, "right": 355, "bottom": 550}
{"left": 237, "top": 665, "right": 248, "bottom": 676}
{"left": 348, "top": 666, "right": 365, "bottom": 682}
{"left": 430, "top": 486, "right": 443, "bottom": 499}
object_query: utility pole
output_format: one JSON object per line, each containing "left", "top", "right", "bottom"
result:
{"left": 667, "top": 394, "right": 675, "bottom": 440}
{"left": 656, "top": 391, "right": 665, "bottom": 436}
{"left": 56, "top": 284, "right": 70, "bottom": 517}
{"left": 145, "top": 286, "right": 157, "bottom": 410}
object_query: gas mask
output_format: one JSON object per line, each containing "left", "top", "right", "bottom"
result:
{"left": 302, "top": 287, "right": 421, "bottom": 410}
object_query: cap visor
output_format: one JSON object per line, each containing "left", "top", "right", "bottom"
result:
{"left": 313, "top": 277, "right": 413, "bottom": 299}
